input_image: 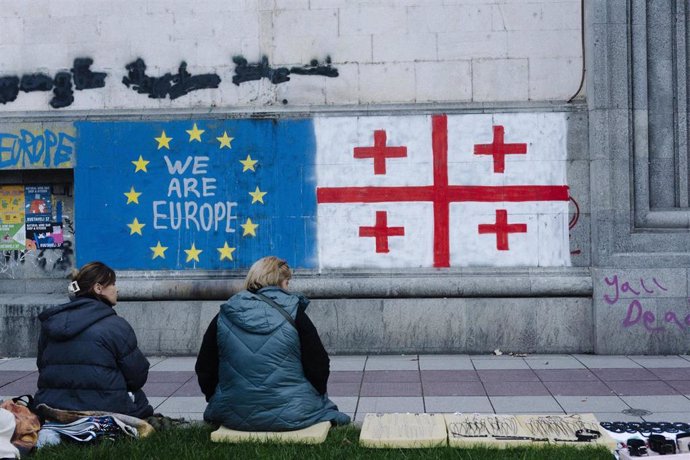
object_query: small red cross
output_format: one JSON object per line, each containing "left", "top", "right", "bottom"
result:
{"left": 478, "top": 209, "right": 527, "bottom": 250}
{"left": 353, "top": 130, "right": 407, "bottom": 175}
{"left": 359, "top": 211, "right": 405, "bottom": 253}
{"left": 474, "top": 125, "right": 527, "bottom": 173}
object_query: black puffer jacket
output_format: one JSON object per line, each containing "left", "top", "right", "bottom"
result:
{"left": 34, "top": 297, "right": 153, "bottom": 418}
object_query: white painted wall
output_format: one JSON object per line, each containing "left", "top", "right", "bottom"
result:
{"left": 0, "top": 0, "right": 582, "bottom": 112}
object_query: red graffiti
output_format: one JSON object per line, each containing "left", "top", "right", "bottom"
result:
{"left": 473, "top": 125, "right": 527, "bottom": 173}
{"left": 569, "top": 196, "right": 581, "bottom": 255}
{"left": 478, "top": 209, "right": 527, "bottom": 250}
{"left": 359, "top": 211, "right": 404, "bottom": 253}
{"left": 353, "top": 129, "right": 407, "bottom": 175}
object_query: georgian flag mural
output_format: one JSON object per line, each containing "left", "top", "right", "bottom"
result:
{"left": 74, "top": 113, "right": 570, "bottom": 270}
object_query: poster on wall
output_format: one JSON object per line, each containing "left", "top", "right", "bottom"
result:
{"left": 0, "top": 184, "right": 25, "bottom": 250}
{"left": 25, "top": 185, "right": 64, "bottom": 249}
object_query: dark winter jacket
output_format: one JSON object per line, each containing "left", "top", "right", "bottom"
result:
{"left": 201, "top": 287, "right": 350, "bottom": 430}
{"left": 34, "top": 296, "right": 153, "bottom": 418}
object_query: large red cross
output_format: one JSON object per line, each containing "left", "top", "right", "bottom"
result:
{"left": 474, "top": 125, "right": 527, "bottom": 173}
{"left": 353, "top": 129, "right": 407, "bottom": 175}
{"left": 316, "top": 114, "right": 569, "bottom": 268}
{"left": 359, "top": 211, "right": 405, "bottom": 253}
{"left": 478, "top": 209, "right": 527, "bottom": 250}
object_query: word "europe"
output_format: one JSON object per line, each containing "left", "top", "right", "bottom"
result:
{"left": 0, "top": 129, "right": 75, "bottom": 169}
{"left": 152, "top": 155, "right": 238, "bottom": 232}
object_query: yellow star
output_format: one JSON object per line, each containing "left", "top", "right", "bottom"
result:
{"left": 217, "top": 131, "right": 234, "bottom": 149}
{"left": 248, "top": 186, "right": 267, "bottom": 204}
{"left": 241, "top": 218, "right": 258, "bottom": 237}
{"left": 127, "top": 217, "right": 145, "bottom": 235}
{"left": 240, "top": 155, "right": 258, "bottom": 172}
{"left": 132, "top": 155, "right": 150, "bottom": 173}
{"left": 186, "top": 123, "right": 204, "bottom": 142}
{"left": 150, "top": 241, "right": 168, "bottom": 259}
{"left": 184, "top": 243, "right": 203, "bottom": 263}
{"left": 155, "top": 131, "right": 172, "bottom": 150}
{"left": 124, "top": 186, "right": 142, "bottom": 204}
{"left": 217, "top": 242, "right": 236, "bottom": 261}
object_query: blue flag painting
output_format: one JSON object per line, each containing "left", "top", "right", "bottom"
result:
{"left": 74, "top": 119, "right": 317, "bottom": 270}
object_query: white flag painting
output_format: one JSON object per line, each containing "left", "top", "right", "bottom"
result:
{"left": 315, "top": 113, "right": 570, "bottom": 269}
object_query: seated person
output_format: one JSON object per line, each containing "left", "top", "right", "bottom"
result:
{"left": 196, "top": 256, "right": 350, "bottom": 431}
{"left": 34, "top": 261, "right": 153, "bottom": 419}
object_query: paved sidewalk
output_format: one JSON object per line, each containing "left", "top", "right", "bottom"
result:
{"left": 3, "top": 354, "right": 690, "bottom": 424}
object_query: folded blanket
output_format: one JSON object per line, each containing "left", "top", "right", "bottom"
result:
{"left": 35, "top": 404, "right": 155, "bottom": 438}
{"left": 42, "top": 415, "right": 137, "bottom": 443}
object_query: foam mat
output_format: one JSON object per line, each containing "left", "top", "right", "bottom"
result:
{"left": 359, "top": 413, "right": 448, "bottom": 448}
{"left": 210, "top": 421, "right": 331, "bottom": 444}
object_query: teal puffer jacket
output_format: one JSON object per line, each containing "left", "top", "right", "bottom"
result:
{"left": 203, "top": 287, "right": 350, "bottom": 431}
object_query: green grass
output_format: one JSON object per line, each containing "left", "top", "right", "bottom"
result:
{"left": 33, "top": 424, "right": 614, "bottom": 460}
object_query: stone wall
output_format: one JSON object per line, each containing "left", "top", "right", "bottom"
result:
{"left": 587, "top": 0, "right": 690, "bottom": 353}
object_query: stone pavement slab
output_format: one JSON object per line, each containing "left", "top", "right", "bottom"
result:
{"left": 471, "top": 357, "right": 530, "bottom": 370}
{"left": 2, "top": 354, "right": 690, "bottom": 425}
{"left": 555, "top": 396, "right": 629, "bottom": 413}
{"left": 524, "top": 356, "right": 586, "bottom": 369}
{"left": 365, "top": 355, "right": 419, "bottom": 371}
{"left": 0, "top": 358, "right": 37, "bottom": 371}
{"left": 489, "top": 396, "right": 563, "bottom": 413}
{"left": 418, "top": 355, "right": 473, "bottom": 370}
{"left": 424, "top": 396, "right": 493, "bottom": 413}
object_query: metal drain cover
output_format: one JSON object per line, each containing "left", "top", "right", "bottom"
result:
{"left": 623, "top": 408, "right": 652, "bottom": 416}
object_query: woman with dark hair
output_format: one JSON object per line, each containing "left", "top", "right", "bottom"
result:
{"left": 196, "top": 256, "right": 350, "bottom": 431}
{"left": 34, "top": 261, "right": 153, "bottom": 418}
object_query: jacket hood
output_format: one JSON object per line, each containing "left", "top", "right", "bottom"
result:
{"left": 221, "top": 287, "right": 305, "bottom": 334}
{"left": 38, "top": 296, "right": 116, "bottom": 341}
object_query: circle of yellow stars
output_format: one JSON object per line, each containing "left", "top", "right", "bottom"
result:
{"left": 125, "top": 123, "right": 269, "bottom": 265}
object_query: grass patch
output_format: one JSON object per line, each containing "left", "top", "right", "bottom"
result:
{"left": 33, "top": 424, "right": 614, "bottom": 460}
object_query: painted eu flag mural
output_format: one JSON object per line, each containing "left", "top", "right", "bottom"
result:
{"left": 74, "top": 119, "right": 317, "bottom": 270}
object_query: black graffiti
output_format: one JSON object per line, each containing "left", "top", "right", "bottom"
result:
{"left": 72, "top": 58, "right": 107, "bottom": 90}
{"left": 51, "top": 72, "right": 74, "bottom": 109}
{"left": 19, "top": 74, "right": 53, "bottom": 92}
{"left": 0, "top": 77, "right": 20, "bottom": 104}
{"left": 232, "top": 56, "right": 290, "bottom": 85}
{"left": 64, "top": 217, "right": 75, "bottom": 236}
{"left": 0, "top": 54, "right": 337, "bottom": 106}
{"left": 289, "top": 57, "right": 338, "bottom": 78}
{"left": 122, "top": 59, "right": 221, "bottom": 100}
{"left": 52, "top": 240, "right": 73, "bottom": 271}
{"left": 232, "top": 55, "right": 338, "bottom": 86}
{"left": 2, "top": 250, "right": 24, "bottom": 265}
{"left": 0, "top": 58, "right": 107, "bottom": 108}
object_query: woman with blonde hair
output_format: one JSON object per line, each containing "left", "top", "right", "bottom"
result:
{"left": 196, "top": 256, "right": 350, "bottom": 430}
{"left": 34, "top": 261, "right": 153, "bottom": 418}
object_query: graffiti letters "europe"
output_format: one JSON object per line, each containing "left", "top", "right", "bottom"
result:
{"left": 0, "top": 129, "right": 75, "bottom": 169}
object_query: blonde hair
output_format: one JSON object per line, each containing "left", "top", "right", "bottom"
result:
{"left": 244, "top": 256, "right": 292, "bottom": 292}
